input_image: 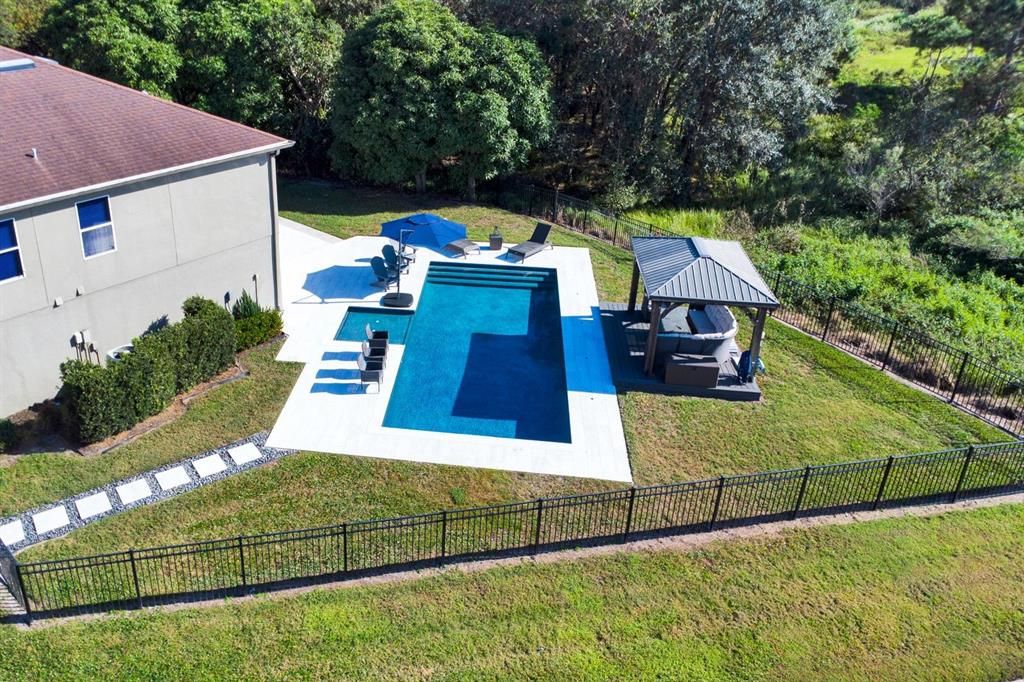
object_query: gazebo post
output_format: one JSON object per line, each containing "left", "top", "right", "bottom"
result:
{"left": 627, "top": 261, "right": 640, "bottom": 313}
{"left": 748, "top": 307, "right": 768, "bottom": 381}
{"left": 643, "top": 301, "right": 663, "bottom": 376}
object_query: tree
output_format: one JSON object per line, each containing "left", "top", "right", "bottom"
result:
{"left": 36, "top": 0, "right": 182, "bottom": 97}
{"left": 447, "top": 0, "right": 852, "bottom": 200}
{"left": 447, "top": 30, "right": 552, "bottom": 200}
{"left": 331, "top": 0, "right": 551, "bottom": 194}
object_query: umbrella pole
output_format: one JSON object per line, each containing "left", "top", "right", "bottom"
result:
{"left": 382, "top": 228, "right": 414, "bottom": 308}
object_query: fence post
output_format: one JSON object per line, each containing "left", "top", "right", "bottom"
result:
{"left": 821, "top": 298, "right": 836, "bottom": 342}
{"left": 583, "top": 206, "right": 591, "bottom": 233}
{"left": 552, "top": 189, "right": 559, "bottom": 222}
{"left": 15, "top": 564, "right": 31, "bottom": 624}
{"left": 623, "top": 487, "right": 637, "bottom": 542}
{"left": 342, "top": 523, "right": 348, "bottom": 573}
{"left": 440, "top": 511, "right": 447, "bottom": 560}
{"left": 128, "top": 549, "right": 143, "bottom": 609}
{"left": 533, "top": 499, "right": 544, "bottom": 553}
{"left": 527, "top": 187, "right": 535, "bottom": 217}
{"left": 612, "top": 215, "right": 620, "bottom": 246}
{"left": 237, "top": 536, "right": 246, "bottom": 587}
{"left": 951, "top": 446, "right": 975, "bottom": 502}
{"left": 880, "top": 320, "right": 899, "bottom": 370}
{"left": 708, "top": 477, "right": 726, "bottom": 531}
{"left": 948, "top": 353, "right": 970, "bottom": 404}
{"left": 774, "top": 270, "right": 783, "bottom": 293}
{"left": 874, "top": 457, "right": 895, "bottom": 510}
{"left": 792, "top": 467, "right": 812, "bottom": 519}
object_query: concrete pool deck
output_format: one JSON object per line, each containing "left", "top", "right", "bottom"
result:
{"left": 267, "top": 218, "right": 632, "bottom": 483}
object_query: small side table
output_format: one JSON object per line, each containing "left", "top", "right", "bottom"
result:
{"left": 489, "top": 235, "right": 503, "bottom": 250}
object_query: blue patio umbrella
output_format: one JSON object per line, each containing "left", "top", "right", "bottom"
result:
{"left": 379, "top": 213, "right": 467, "bottom": 249}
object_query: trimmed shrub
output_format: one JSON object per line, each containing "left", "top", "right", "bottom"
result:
{"left": 178, "top": 297, "right": 236, "bottom": 388}
{"left": 59, "top": 360, "right": 127, "bottom": 444}
{"left": 59, "top": 296, "right": 237, "bottom": 444}
{"left": 117, "top": 332, "right": 177, "bottom": 421}
{"left": 0, "top": 419, "right": 19, "bottom": 453}
{"left": 235, "top": 308, "right": 283, "bottom": 352}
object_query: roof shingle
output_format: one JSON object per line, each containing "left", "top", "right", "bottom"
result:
{"left": 0, "top": 47, "right": 291, "bottom": 211}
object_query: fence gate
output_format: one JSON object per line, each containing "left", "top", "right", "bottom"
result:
{"left": 0, "top": 542, "right": 27, "bottom": 617}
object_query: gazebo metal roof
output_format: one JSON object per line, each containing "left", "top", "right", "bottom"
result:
{"left": 631, "top": 236, "right": 779, "bottom": 308}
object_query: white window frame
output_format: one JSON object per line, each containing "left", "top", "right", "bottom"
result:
{"left": 75, "top": 195, "right": 117, "bottom": 260}
{"left": 0, "top": 217, "right": 24, "bottom": 285}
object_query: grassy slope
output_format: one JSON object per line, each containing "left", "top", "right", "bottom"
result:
{"left": 15, "top": 182, "right": 1002, "bottom": 562}
{"left": 4, "top": 505, "right": 1024, "bottom": 681}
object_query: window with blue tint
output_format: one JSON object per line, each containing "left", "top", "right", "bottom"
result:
{"left": 0, "top": 219, "right": 23, "bottom": 282}
{"left": 76, "top": 197, "right": 116, "bottom": 257}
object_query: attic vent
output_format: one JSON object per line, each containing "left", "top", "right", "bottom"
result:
{"left": 0, "top": 58, "right": 35, "bottom": 73}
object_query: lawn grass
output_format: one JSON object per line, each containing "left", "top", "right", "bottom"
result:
{"left": 4, "top": 504, "right": 1023, "bottom": 681}
{"left": 12, "top": 181, "right": 1005, "bottom": 563}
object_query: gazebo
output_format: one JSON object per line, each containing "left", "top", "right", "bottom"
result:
{"left": 626, "top": 235, "right": 780, "bottom": 386}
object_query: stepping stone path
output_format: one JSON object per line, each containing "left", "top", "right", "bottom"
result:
{"left": 0, "top": 432, "right": 292, "bottom": 553}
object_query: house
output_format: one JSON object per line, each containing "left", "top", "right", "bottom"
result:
{"left": 0, "top": 47, "right": 293, "bottom": 416}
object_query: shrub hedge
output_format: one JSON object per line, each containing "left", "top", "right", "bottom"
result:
{"left": 235, "top": 309, "right": 283, "bottom": 352}
{"left": 232, "top": 290, "right": 283, "bottom": 352}
{"left": 59, "top": 297, "right": 238, "bottom": 444}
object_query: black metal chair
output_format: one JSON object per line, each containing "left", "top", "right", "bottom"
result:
{"left": 357, "top": 354, "right": 383, "bottom": 392}
{"left": 365, "top": 323, "right": 389, "bottom": 351}
{"left": 362, "top": 339, "right": 387, "bottom": 367}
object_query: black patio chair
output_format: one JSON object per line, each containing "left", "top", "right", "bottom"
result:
{"left": 365, "top": 323, "right": 388, "bottom": 350}
{"left": 357, "top": 354, "right": 383, "bottom": 392}
{"left": 507, "top": 222, "right": 553, "bottom": 262}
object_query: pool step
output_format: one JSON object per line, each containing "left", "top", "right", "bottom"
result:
{"left": 430, "top": 274, "right": 557, "bottom": 288}
{"left": 427, "top": 263, "right": 557, "bottom": 291}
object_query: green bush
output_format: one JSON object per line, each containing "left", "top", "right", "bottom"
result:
{"left": 178, "top": 297, "right": 236, "bottom": 389}
{"left": 231, "top": 290, "right": 261, "bottom": 320}
{"left": 59, "top": 360, "right": 126, "bottom": 444}
{"left": 59, "top": 296, "right": 238, "bottom": 444}
{"left": 235, "top": 309, "right": 283, "bottom": 352}
{"left": 0, "top": 419, "right": 19, "bottom": 453}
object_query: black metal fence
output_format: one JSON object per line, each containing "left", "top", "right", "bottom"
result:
{"left": 0, "top": 541, "right": 24, "bottom": 614}
{"left": 490, "top": 183, "right": 1023, "bottom": 436}
{"left": 7, "top": 440, "right": 1023, "bottom": 621}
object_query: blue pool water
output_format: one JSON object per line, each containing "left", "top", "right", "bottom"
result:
{"left": 383, "top": 262, "right": 571, "bottom": 443}
{"left": 336, "top": 307, "right": 414, "bottom": 344}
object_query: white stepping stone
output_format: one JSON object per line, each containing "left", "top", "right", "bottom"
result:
{"left": 227, "top": 442, "right": 262, "bottom": 466}
{"left": 193, "top": 453, "right": 227, "bottom": 478}
{"left": 155, "top": 466, "right": 190, "bottom": 491}
{"left": 33, "top": 506, "right": 70, "bottom": 534}
{"left": 0, "top": 519, "right": 25, "bottom": 546}
{"left": 116, "top": 479, "right": 152, "bottom": 505}
{"left": 75, "top": 492, "right": 112, "bottom": 520}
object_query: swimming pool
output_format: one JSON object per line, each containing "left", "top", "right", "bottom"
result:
{"left": 336, "top": 307, "right": 414, "bottom": 344}
{"left": 383, "top": 262, "right": 571, "bottom": 443}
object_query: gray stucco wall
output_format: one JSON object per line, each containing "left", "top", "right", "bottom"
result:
{"left": 0, "top": 154, "right": 279, "bottom": 416}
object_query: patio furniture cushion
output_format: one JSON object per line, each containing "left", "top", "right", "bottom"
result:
{"left": 687, "top": 305, "right": 737, "bottom": 340}
{"left": 508, "top": 222, "right": 553, "bottom": 262}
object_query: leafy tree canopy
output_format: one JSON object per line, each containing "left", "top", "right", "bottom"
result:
{"left": 330, "top": 0, "right": 551, "bottom": 195}
{"left": 37, "top": 0, "right": 182, "bottom": 97}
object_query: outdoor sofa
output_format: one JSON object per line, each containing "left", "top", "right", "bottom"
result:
{"left": 655, "top": 304, "right": 738, "bottom": 364}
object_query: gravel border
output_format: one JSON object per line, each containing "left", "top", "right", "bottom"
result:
{"left": 0, "top": 432, "right": 294, "bottom": 553}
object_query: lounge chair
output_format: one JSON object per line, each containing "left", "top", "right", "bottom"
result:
{"left": 507, "top": 223, "right": 553, "bottom": 262}
{"left": 382, "top": 244, "right": 410, "bottom": 273}
{"left": 365, "top": 323, "right": 388, "bottom": 350}
{"left": 357, "top": 354, "right": 383, "bottom": 392}
{"left": 362, "top": 339, "right": 387, "bottom": 367}
{"left": 444, "top": 239, "right": 481, "bottom": 258}
{"left": 370, "top": 256, "right": 398, "bottom": 289}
